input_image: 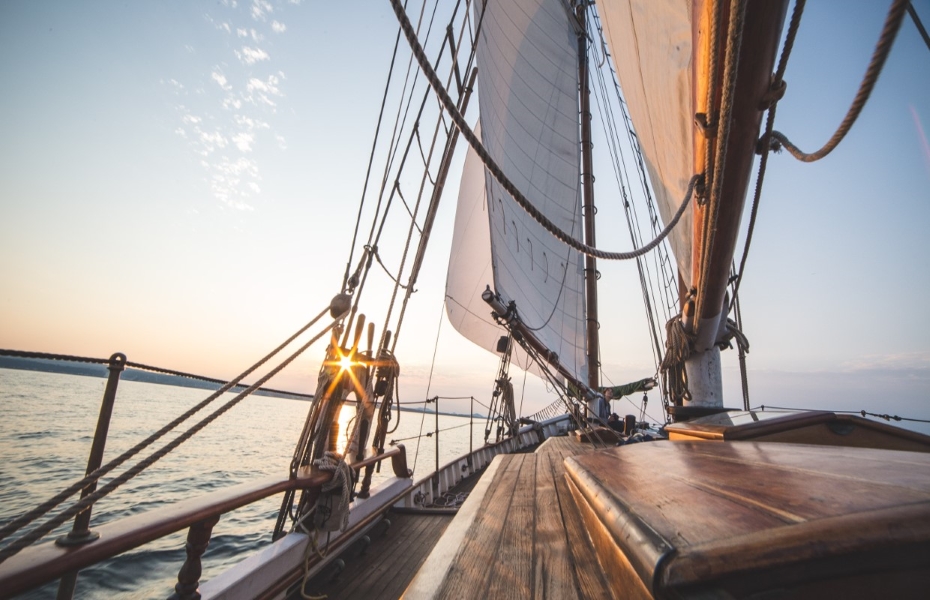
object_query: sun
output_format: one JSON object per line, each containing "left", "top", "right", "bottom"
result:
{"left": 339, "top": 355, "right": 354, "bottom": 371}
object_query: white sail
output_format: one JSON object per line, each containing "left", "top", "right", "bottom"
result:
{"left": 594, "top": 0, "right": 694, "bottom": 287}
{"left": 445, "top": 0, "right": 588, "bottom": 383}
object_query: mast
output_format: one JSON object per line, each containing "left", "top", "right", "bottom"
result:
{"left": 578, "top": 1, "right": 600, "bottom": 392}
{"left": 685, "top": 0, "right": 790, "bottom": 408}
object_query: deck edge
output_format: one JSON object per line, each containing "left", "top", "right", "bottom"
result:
{"left": 401, "top": 454, "right": 505, "bottom": 598}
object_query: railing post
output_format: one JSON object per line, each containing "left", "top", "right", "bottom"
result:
{"left": 169, "top": 515, "right": 221, "bottom": 600}
{"left": 468, "top": 396, "right": 474, "bottom": 469}
{"left": 56, "top": 352, "right": 126, "bottom": 600}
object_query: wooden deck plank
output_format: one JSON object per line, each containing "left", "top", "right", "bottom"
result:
{"left": 347, "top": 514, "right": 439, "bottom": 597}
{"left": 533, "top": 450, "right": 578, "bottom": 598}
{"left": 550, "top": 450, "right": 613, "bottom": 599}
{"left": 302, "top": 511, "right": 452, "bottom": 599}
{"left": 407, "top": 436, "right": 609, "bottom": 598}
{"left": 486, "top": 454, "right": 536, "bottom": 599}
{"left": 436, "top": 454, "right": 526, "bottom": 597}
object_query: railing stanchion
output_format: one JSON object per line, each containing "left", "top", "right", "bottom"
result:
{"left": 56, "top": 352, "right": 126, "bottom": 600}
{"left": 168, "top": 515, "right": 221, "bottom": 600}
{"left": 432, "top": 396, "right": 440, "bottom": 492}
{"left": 469, "top": 396, "right": 474, "bottom": 470}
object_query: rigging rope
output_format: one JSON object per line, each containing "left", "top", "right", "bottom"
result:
{"left": 0, "top": 312, "right": 344, "bottom": 563}
{"left": 390, "top": 421, "right": 471, "bottom": 444}
{"left": 910, "top": 2, "right": 930, "bottom": 53}
{"left": 767, "top": 0, "right": 910, "bottom": 162}
{"left": 753, "top": 405, "right": 930, "bottom": 425}
{"left": 388, "top": 0, "right": 698, "bottom": 262}
{"left": 413, "top": 298, "right": 446, "bottom": 473}
{"left": 0, "top": 306, "right": 334, "bottom": 545}
{"left": 695, "top": 0, "right": 747, "bottom": 326}
{"left": 587, "top": 5, "right": 676, "bottom": 383}
{"left": 729, "top": 0, "right": 806, "bottom": 309}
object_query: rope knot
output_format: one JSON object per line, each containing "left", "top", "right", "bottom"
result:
{"left": 694, "top": 173, "right": 708, "bottom": 205}
{"left": 758, "top": 78, "right": 787, "bottom": 110}
{"left": 754, "top": 132, "right": 783, "bottom": 156}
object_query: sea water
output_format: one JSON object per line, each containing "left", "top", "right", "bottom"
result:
{"left": 0, "top": 369, "right": 482, "bottom": 599}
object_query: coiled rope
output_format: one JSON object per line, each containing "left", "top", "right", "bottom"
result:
{"left": 767, "top": 0, "right": 910, "bottom": 162}
{"left": 659, "top": 314, "right": 694, "bottom": 406}
{"left": 311, "top": 452, "right": 352, "bottom": 533}
{"left": 387, "top": 0, "right": 698, "bottom": 262}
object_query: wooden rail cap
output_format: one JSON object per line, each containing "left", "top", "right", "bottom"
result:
{"left": 0, "top": 446, "right": 410, "bottom": 598}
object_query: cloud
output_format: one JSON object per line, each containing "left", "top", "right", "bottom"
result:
{"left": 211, "top": 71, "right": 232, "bottom": 91}
{"left": 251, "top": 0, "right": 273, "bottom": 21}
{"left": 182, "top": 114, "right": 202, "bottom": 124}
{"left": 232, "top": 132, "right": 254, "bottom": 152}
{"left": 246, "top": 74, "right": 283, "bottom": 107}
{"left": 233, "top": 114, "right": 269, "bottom": 131}
{"left": 198, "top": 130, "right": 229, "bottom": 155}
{"left": 275, "top": 133, "right": 287, "bottom": 150}
{"left": 236, "top": 46, "right": 270, "bottom": 65}
{"left": 272, "top": 21, "right": 286, "bottom": 33}
{"left": 222, "top": 96, "right": 243, "bottom": 110}
{"left": 237, "top": 28, "right": 249, "bottom": 38}
{"left": 209, "top": 156, "right": 260, "bottom": 210}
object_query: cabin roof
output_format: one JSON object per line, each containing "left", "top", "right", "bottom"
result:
{"left": 566, "top": 440, "right": 930, "bottom": 595}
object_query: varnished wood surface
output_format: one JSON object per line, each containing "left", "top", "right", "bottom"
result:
{"left": 0, "top": 473, "right": 328, "bottom": 599}
{"left": 0, "top": 447, "right": 410, "bottom": 599}
{"left": 407, "top": 434, "right": 612, "bottom": 599}
{"left": 565, "top": 441, "right": 930, "bottom": 596}
{"left": 666, "top": 410, "right": 930, "bottom": 452}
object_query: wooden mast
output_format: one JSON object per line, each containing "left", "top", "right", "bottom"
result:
{"left": 578, "top": 1, "right": 600, "bottom": 393}
{"left": 685, "top": 0, "right": 789, "bottom": 408}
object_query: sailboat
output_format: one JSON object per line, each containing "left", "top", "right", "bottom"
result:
{"left": 1, "top": 0, "right": 929, "bottom": 598}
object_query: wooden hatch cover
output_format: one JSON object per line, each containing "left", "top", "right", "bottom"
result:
{"left": 665, "top": 409, "right": 930, "bottom": 453}
{"left": 564, "top": 440, "right": 930, "bottom": 599}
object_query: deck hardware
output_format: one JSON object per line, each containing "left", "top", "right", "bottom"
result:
{"left": 56, "top": 352, "right": 125, "bottom": 600}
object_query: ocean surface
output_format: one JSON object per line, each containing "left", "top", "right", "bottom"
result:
{"left": 0, "top": 369, "right": 482, "bottom": 599}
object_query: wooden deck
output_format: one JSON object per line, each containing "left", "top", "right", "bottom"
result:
{"left": 300, "top": 510, "right": 454, "bottom": 599}
{"left": 405, "top": 435, "right": 612, "bottom": 599}
{"left": 405, "top": 433, "right": 930, "bottom": 599}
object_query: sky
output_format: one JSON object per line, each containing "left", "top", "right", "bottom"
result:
{"left": 1, "top": 0, "right": 928, "bottom": 432}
